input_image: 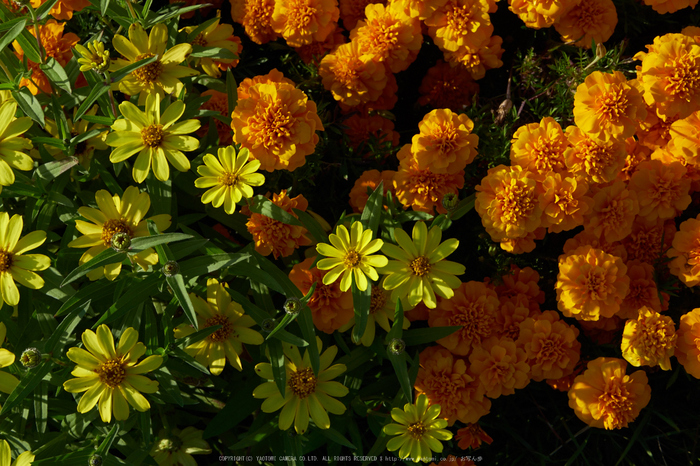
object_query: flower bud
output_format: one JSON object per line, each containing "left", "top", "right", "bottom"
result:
{"left": 110, "top": 232, "right": 131, "bottom": 252}
{"left": 442, "top": 193, "right": 458, "bottom": 212}
{"left": 387, "top": 338, "right": 406, "bottom": 356}
{"left": 261, "top": 318, "right": 276, "bottom": 333}
{"left": 283, "top": 297, "right": 302, "bottom": 316}
{"left": 88, "top": 454, "right": 103, "bottom": 466}
{"left": 20, "top": 347, "right": 41, "bottom": 368}
{"left": 162, "top": 260, "right": 180, "bottom": 277}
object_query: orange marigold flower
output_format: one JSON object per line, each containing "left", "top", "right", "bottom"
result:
{"left": 583, "top": 179, "right": 639, "bottom": 243}
{"left": 628, "top": 159, "right": 691, "bottom": 222}
{"left": 455, "top": 423, "right": 493, "bottom": 450}
{"left": 469, "top": 336, "right": 530, "bottom": 399}
{"left": 342, "top": 114, "right": 399, "bottom": 156}
{"left": 556, "top": 245, "right": 630, "bottom": 321}
{"left": 444, "top": 35, "right": 504, "bottom": 80}
{"left": 619, "top": 136, "right": 652, "bottom": 182}
{"left": 415, "top": 346, "right": 491, "bottom": 425}
{"left": 198, "top": 90, "right": 233, "bottom": 146}
{"left": 424, "top": 0, "right": 493, "bottom": 52}
{"left": 231, "top": 79, "right": 324, "bottom": 172}
{"left": 319, "top": 41, "right": 389, "bottom": 107}
{"left": 498, "top": 228, "right": 545, "bottom": 254}
{"left": 508, "top": 0, "right": 574, "bottom": 29}
{"left": 516, "top": 310, "right": 581, "bottom": 382}
{"left": 510, "top": 117, "right": 570, "bottom": 177}
{"left": 564, "top": 126, "right": 627, "bottom": 185}
{"left": 636, "top": 106, "right": 677, "bottom": 151}
{"left": 668, "top": 214, "right": 700, "bottom": 287}
{"left": 675, "top": 308, "right": 700, "bottom": 378}
{"left": 350, "top": 2, "right": 422, "bottom": 73}
{"left": 668, "top": 110, "right": 700, "bottom": 166}
{"left": 289, "top": 257, "right": 354, "bottom": 333}
{"left": 617, "top": 260, "right": 662, "bottom": 320}
{"left": 642, "top": 0, "right": 698, "bottom": 15}
{"left": 547, "top": 359, "right": 585, "bottom": 392}
{"left": 475, "top": 165, "right": 543, "bottom": 242}
{"left": 32, "top": 0, "right": 90, "bottom": 20}
{"left": 295, "top": 26, "right": 346, "bottom": 64}
{"left": 271, "top": 0, "right": 339, "bottom": 47}
{"left": 405, "top": 301, "right": 431, "bottom": 321}
{"left": 410, "top": 109, "right": 479, "bottom": 174}
{"left": 245, "top": 190, "right": 312, "bottom": 258}
{"left": 231, "top": 0, "right": 278, "bottom": 44}
{"left": 638, "top": 33, "right": 700, "bottom": 119}
{"left": 338, "top": 71, "right": 399, "bottom": 113}
{"left": 399, "top": 0, "right": 451, "bottom": 19}
{"left": 539, "top": 173, "right": 594, "bottom": 233}
{"left": 621, "top": 217, "right": 675, "bottom": 265}
{"left": 554, "top": 0, "right": 617, "bottom": 49}
{"left": 340, "top": 0, "right": 385, "bottom": 31}
{"left": 563, "top": 229, "right": 628, "bottom": 260}
{"left": 494, "top": 264, "right": 545, "bottom": 313}
{"left": 349, "top": 169, "right": 397, "bottom": 212}
{"left": 568, "top": 357, "right": 651, "bottom": 430}
{"left": 418, "top": 60, "right": 480, "bottom": 111}
{"left": 573, "top": 72, "right": 647, "bottom": 143}
{"left": 237, "top": 69, "right": 297, "bottom": 101}
{"left": 498, "top": 301, "right": 536, "bottom": 341}
{"left": 393, "top": 156, "right": 465, "bottom": 214}
{"left": 621, "top": 306, "right": 676, "bottom": 371}
{"left": 428, "top": 281, "right": 500, "bottom": 356}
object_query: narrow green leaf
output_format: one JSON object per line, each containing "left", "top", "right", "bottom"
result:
{"left": 401, "top": 326, "right": 462, "bottom": 346}
{"left": 174, "top": 325, "right": 219, "bottom": 349}
{"left": 40, "top": 57, "right": 71, "bottom": 93}
{"left": 44, "top": 299, "right": 89, "bottom": 354}
{"left": 30, "top": 137, "right": 67, "bottom": 150}
{"left": 387, "top": 351, "right": 412, "bottom": 404}
{"left": 190, "top": 46, "right": 238, "bottom": 59}
{"left": 60, "top": 248, "right": 126, "bottom": 287}
{"left": 362, "top": 431, "right": 389, "bottom": 466}
{"left": 35, "top": 157, "right": 79, "bottom": 181}
{"left": 225, "top": 69, "right": 237, "bottom": 117}
{"left": 1, "top": 361, "right": 52, "bottom": 415}
{"left": 185, "top": 18, "right": 220, "bottom": 42}
{"left": 100, "top": 0, "right": 111, "bottom": 16}
{"left": 449, "top": 193, "right": 476, "bottom": 221}
{"left": 95, "top": 424, "right": 119, "bottom": 456}
{"left": 15, "top": 30, "right": 41, "bottom": 63}
{"left": 168, "top": 346, "right": 210, "bottom": 374}
{"left": 292, "top": 208, "right": 328, "bottom": 244}
{"left": 385, "top": 297, "right": 404, "bottom": 342}
{"left": 79, "top": 114, "right": 114, "bottom": 126}
{"left": 203, "top": 376, "right": 261, "bottom": 439}
{"left": 0, "top": 18, "right": 25, "bottom": 54}
{"left": 73, "top": 82, "right": 111, "bottom": 122}
{"left": 35, "top": 0, "right": 60, "bottom": 18}
{"left": 129, "top": 233, "right": 192, "bottom": 253}
{"left": 153, "top": 367, "right": 184, "bottom": 407}
{"left": 95, "top": 274, "right": 161, "bottom": 326}
{"left": 360, "top": 181, "right": 384, "bottom": 235}
{"left": 248, "top": 195, "right": 302, "bottom": 226}
{"left": 0, "top": 17, "right": 25, "bottom": 34}
{"left": 318, "top": 427, "right": 356, "bottom": 450}
{"left": 297, "top": 307, "right": 319, "bottom": 374}
{"left": 254, "top": 252, "right": 303, "bottom": 298}
{"left": 268, "top": 338, "right": 286, "bottom": 397}
{"left": 351, "top": 282, "right": 371, "bottom": 344}
{"left": 12, "top": 87, "right": 44, "bottom": 126}
{"left": 266, "top": 313, "right": 296, "bottom": 340}
{"left": 33, "top": 382, "right": 48, "bottom": 433}
{"left": 55, "top": 280, "right": 114, "bottom": 316}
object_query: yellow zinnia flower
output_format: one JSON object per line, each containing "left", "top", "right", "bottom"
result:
{"left": 150, "top": 427, "right": 212, "bottom": 466}
{"left": 74, "top": 40, "right": 110, "bottom": 73}
{"left": 44, "top": 105, "right": 108, "bottom": 169}
{"left": 383, "top": 394, "right": 453, "bottom": 462}
{"left": 194, "top": 146, "right": 265, "bottom": 215}
{"left": 67, "top": 186, "right": 172, "bottom": 281}
{"left": 63, "top": 325, "right": 163, "bottom": 423}
{"left": 0, "top": 439, "right": 34, "bottom": 466}
{"left": 111, "top": 23, "right": 198, "bottom": 103}
{"left": 182, "top": 19, "right": 241, "bottom": 78}
{"left": 253, "top": 338, "right": 349, "bottom": 434}
{"left": 0, "top": 100, "right": 33, "bottom": 193}
{"left": 0, "top": 212, "right": 50, "bottom": 307}
{"left": 0, "top": 323, "right": 19, "bottom": 396}
{"left": 316, "top": 221, "right": 388, "bottom": 292}
{"left": 105, "top": 94, "right": 201, "bottom": 183}
{"left": 380, "top": 221, "right": 465, "bottom": 309}
{"left": 173, "top": 278, "right": 264, "bottom": 375}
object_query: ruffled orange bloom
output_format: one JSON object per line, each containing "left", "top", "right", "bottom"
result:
{"left": 425, "top": 0, "right": 493, "bottom": 52}
{"left": 583, "top": 179, "right": 639, "bottom": 243}
{"left": 495, "top": 264, "right": 545, "bottom": 313}
{"left": 568, "top": 357, "right": 651, "bottom": 430}
{"left": 198, "top": 90, "right": 233, "bottom": 145}
{"left": 564, "top": 126, "right": 627, "bottom": 184}
{"left": 231, "top": 0, "right": 278, "bottom": 44}
{"left": 573, "top": 72, "right": 647, "bottom": 143}
{"left": 418, "top": 60, "right": 479, "bottom": 111}
{"left": 638, "top": 33, "right": 700, "bottom": 119}
{"left": 340, "top": 0, "right": 385, "bottom": 31}
{"left": 628, "top": 159, "right": 691, "bottom": 222}
{"left": 415, "top": 346, "right": 491, "bottom": 425}
{"left": 619, "top": 136, "right": 652, "bottom": 182}
{"left": 455, "top": 423, "right": 493, "bottom": 450}
{"left": 617, "top": 260, "right": 662, "bottom": 320}
{"left": 289, "top": 257, "right": 354, "bottom": 333}
{"left": 621, "top": 217, "right": 675, "bottom": 264}
{"left": 319, "top": 41, "right": 388, "bottom": 107}
{"left": 410, "top": 109, "right": 479, "bottom": 174}
{"left": 516, "top": 310, "right": 581, "bottom": 382}
{"left": 469, "top": 336, "right": 530, "bottom": 399}
{"left": 668, "top": 214, "right": 700, "bottom": 287}
{"left": 497, "top": 301, "right": 531, "bottom": 341}
{"left": 271, "top": 0, "right": 339, "bottom": 47}
{"left": 556, "top": 245, "right": 630, "bottom": 321}
{"left": 636, "top": 107, "right": 677, "bottom": 151}
{"left": 547, "top": 359, "right": 586, "bottom": 392}
{"left": 498, "top": 228, "right": 545, "bottom": 254}
{"left": 237, "top": 69, "right": 296, "bottom": 101}
{"left": 675, "top": 309, "right": 700, "bottom": 378}
{"left": 539, "top": 173, "right": 594, "bottom": 233}
{"left": 294, "top": 26, "right": 346, "bottom": 64}
{"left": 245, "top": 190, "right": 312, "bottom": 258}
{"left": 13, "top": 20, "right": 79, "bottom": 95}
{"left": 643, "top": 0, "right": 699, "bottom": 18}
{"left": 475, "top": 165, "right": 543, "bottom": 242}
{"left": 348, "top": 169, "right": 397, "bottom": 212}
{"left": 31, "top": 0, "right": 90, "bottom": 20}
{"left": 350, "top": 2, "right": 422, "bottom": 73}
{"left": 342, "top": 114, "right": 399, "bottom": 155}
{"left": 231, "top": 79, "right": 323, "bottom": 172}
{"left": 510, "top": 117, "right": 569, "bottom": 177}
{"left": 338, "top": 70, "right": 399, "bottom": 113}
{"left": 621, "top": 306, "right": 676, "bottom": 371}
{"left": 668, "top": 110, "right": 700, "bottom": 166}
{"left": 393, "top": 155, "right": 465, "bottom": 214}
{"left": 554, "top": 0, "right": 617, "bottom": 49}
{"left": 508, "top": 0, "right": 574, "bottom": 29}
{"left": 428, "top": 281, "right": 500, "bottom": 356}
{"left": 563, "top": 230, "right": 628, "bottom": 260}
{"left": 444, "top": 36, "right": 504, "bottom": 80}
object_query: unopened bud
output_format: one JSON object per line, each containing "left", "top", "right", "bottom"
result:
{"left": 261, "top": 318, "right": 276, "bottom": 333}
{"left": 596, "top": 43, "right": 607, "bottom": 59}
{"left": 387, "top": 338, "right": 406, "bottom": 356}
{"left": 442, "top": 193, "right": 458, "bottom": 211}
{"left": 283, "top": 297, "right": 302, "bottom": 316}
{"left": 88, "top": 454, "right": 103, "bottom": 466}
{"left": 162, "top": 261, "right": 179, "bottom": 277}
{"left": 110, "top": 232, "right": 131, "bottom": 252}
{"left": 20, "top": 347, "right": 41, "bottom": 368}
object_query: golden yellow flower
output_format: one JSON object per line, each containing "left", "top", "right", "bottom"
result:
{"left": 393, "top": 154, "right": 465, "bottom": 214}
{"left": 583, "top": 179, "right": 639, "bottom": 243}
{"left": 628, "top": 159, "right": 691, "bottom": 222}
{"left": 675, "top": 308, "right": 700, "bottom": 378}
{"left": 0, "top": 101, "right": 33, "bottom": 193}
{"left": 668, "top": 110, "right": 700, "bottom": 166}
{"left": 424, "top": 0, "right": 493, "bottom": 52}
{"left": 667, "top": 214, "right": 700, "bottom": 287}
{"left": 621, "top": 306, "right": 676, "bottom": 371}
{"left": 75, "top": 40, "right": 111, "bottom": 73}
{"left": 182, "top": 19, "right": 242, "bottom": 78}
{"left": 508, "top": 0, "right": 574, "bottom": 29}
{"left": 554, "top": 0, "right": 617, "bottom": 49}
{"left": 539, "top": 173, "right": 593, "bottom": 233}
{"left": 271, "top": 0, "right": 339, "bottom": 47}
{"left": 510, "top": 116, "right": 570, "bottom": 177}
{"left": 469, "top": 336, "right": 530, "bottom": 399}
{"left": 443, "top": 35, "right": 505, "bottom": 80}
{"left": 230, "top": 0, "right": 278, "bottom": 44}
{"left": 563, "top": 126, "right": 627, "bottom": 185}
{"left": 0, "top": 323, "right": 19, "bottom": 395}
{"left": 0, "top": 439, "right": 33, "bottom": 466}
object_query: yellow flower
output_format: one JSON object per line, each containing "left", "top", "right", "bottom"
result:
{"left": 150, "top": 427, "right": 212, "bottom": 466}
{"left": 173, "top": 278, "right": 264, "bottom": 375}
{"left": 63, "top": 325, "right": 163, "bottom": 423}
{"left": 74, "top": 40, "right": 110, "bottom": 73}
{"left": 380, "top": 221, "right": 465, "bottom": 309}
{"left": 271, "top": 0, "right": 339, "bottom": 47}
{"left": 0, "top": 212, "right": 50, "bottom": 307}
{"left": 383, "top": 394, "right": 453, "bottom": 462}
{"left": 67, "top": 186, "right": 172, "bottom": 281}
{"left": 194, "top": 146, "right": 264, "bottom": 215}
{"left": 182, "top": 19, "right": 241, "bottom": 78}
{"left": 44, "top": 105, "right": 108, "bottom": 169}
{"left": 111, "top": 23, "right": 198, "bottom": 104}
{"left": 621, "top": 306, "right": 677, "bottom": 371}
{"left": 0, "top": 323, "right": 19, "bottom": 395}
{"left": 0, "top": 439, "right": 34, "bottom": 466}
{"left": 316, "top": 221, "right": 388, "bottom": 292}
{"left": 0, "top": 100, "right": 33, "bottom": 193}
{"left": 554, "top": 0, "right": 617, "bottom": 48}
{"left": 105, "top": 94, "right": 201, "bottom": 183}
{"left": 253, "top": 338, "right": 349, "bottom": 434}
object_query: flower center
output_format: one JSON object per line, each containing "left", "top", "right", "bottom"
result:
{"left": 0, "top": 250, "right": 13, "bottom": 273}
{"left": 205, "top": 315, "right": 234, "bottom": 342}
{"left": 158, "top": 436, "right": 183, "bottom": 453}
{"left": 446, "top": 3, "right": 472, "bottom": 34}
{"left": 95, "top": 358, "right": 127, "bottom": 388}
{"left": 585, "top": 270, "right": 606, "bottom": 300}
{"left": 598, "top": 380, "right": 634, "bottom": 429}
{"left": 288, "top": 367, "right": 316, "bottom": 398}
{"left": 141, "top": 124, "right": 165, "bottom": 148}
{"left": 370, "top": 286, "right": 387, "bottom": 314}
{"left": 498, "top": 180, "right": 536, "bottom": 225}
{"left": 407, "top": 422, "right": 427, "bottom": 439}
{"left": 537, "top": 337, "right": 564, "bottom": 362}
{"left": 572, "top": 0, "right": 603, "bottom": 28}
{"left": 344, "top": 249, "right": 361, "bottom": 268}
{"left": 665, "top": 53, "right": 700, "bottom": 99}
{"left": 132, "top": 53, "right": 164, "bottom": 85}
{"left": 192, "top": 34, "right": 207, "bottom": 46}
{"left": 101, "top": 219, "right": 133, "bottom": 246}
{"left": 249, "top": 102, "right": 294, "bottom": 150}
{"left": 410, "top": 256, "right": 431, "bottom": 276}
{"left": 578, "top": 139, "right": 615, "bottom": 179}
{"left": 288, "top": 0, "right": 316, "bottom": 28}
{"left": 432, "top": 125, "right": 459, "bottom": 155}
{"left": 596, "top": 88, "right": 629, "bottom": 122}
{"left": 218, "top": 172, "right": 239, "bottom": 187}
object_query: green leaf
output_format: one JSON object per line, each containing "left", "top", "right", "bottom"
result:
{"left": 385, "top": 297, "right": 404, "bottom": 343}
{"left": 35, "top": 157, "right": 79, "bottom": 181}
{"left": 95, "top": 274, "right": 161, "bottom": 326}
{"left": 1, "top": 360, "right": 52, "bottom": 415}
{"left": 35, "top": 0, "right": 60, "bottom": 19}
{"left": 318, "top": 427, "right": 356, "bottom": 450}
{"left": 248, "top": 195, "right": 302, "bottom": 226}
{"left": 226, "top": 69, "right": 237, "bottom": 117}
{"left": 0, "top": 18, "right": 26, "bottom": 55}
{"left": 203, "top": 376, "right": 261, "bottom": 439}
{"left": 33, "top": 382, "right": 48, "bottom": 433}
{"left": 44, "top": 299, "right": 89, "bottom": 354}
{"left": 73, "top": 81, "right": 111, "bottom": 122}
{"left": 254, "top": 252, "right": 303, "bottom": 298}
{"left": 387, "top": 350, "right": 412, "bottom": 404}
{"left": 174, "top": 325, "right": 219, "bottom": 349}
{"left": 55, "top": 280, "right": 114, "bottom": 316}
{"left": 401, "top": 326, "right": 462, "bottom": 346}
{"left": 297, "top": 307, "right": 319, "bottom": 374}
{"left": 292, "top": 208, "right": 328, "bottom": 244}
{"left": 100, "top": 0, "right": 111, "bottom": 17}
{"left": 168, "top": 346, "right": 210, "bottom": 374}
{"left": 266, "top": 312, "right": 296, "bottom": 341}
{"left": 60, "top": 248, "right": 126, "bottom": 287}
{"left": 12, "top": 87, "right": 44, "bottom": 126}
{"left": 110, "top": 55, "right": 157, "bottom": 83}
{"left": 351, "top": 282, "right": 371, "bottom": 344}
{"left": 190, "top": 46, "right": 238, "bottom": 59}
{"left": 129, "top": 233, "right": 193, "bottom": 253}
{"left": 360, "top": 181, "right": 384, "bottom": 235}
{"left": 449, "top": 193, "right": 476, "bottom": 221}
{"left": 15, "top": 29, "right": 42, "bottom": 63}
{"left": 267, "top": 338, "right": 286, "bottom": 397}
{"left": 40, "top": 57, "right": 71, "bottom": 94}
{"left": 153, "top": 367, "right": 184, "bottom": 407}
{"left": 79, "top": 114, "right": 114, "bottom": 126}
{"left": 95, "top": 424, "right": 119, "bottom": 456}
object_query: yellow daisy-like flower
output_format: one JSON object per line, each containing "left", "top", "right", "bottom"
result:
{"left": 253, "top": 338, "right": 349, "bottom": 435}
{"left": 44, "top": 105, "right": 108, "bottom": 169}
{"left": 173, "top": 278, "right": 264, "bottom": 375}
{"left": 67, "top": 186, "right": 172, "bottom": 281}
{"left": 0, "top": 323, "right": 19, "bottom": 396}
{"left": 0, "top": 439, "right": 34, "bottom": 466}
{"left": 380, "top": 221, "right": 465, "bottom": 309}
{"left": 63, "top": 325, "right": 163, "bottom": 423}
{"left": 0, "top": 100, "right": 34, "bottom": 193}
{"left": 182, "top": 19, "right": 241, "bottom": 78}
{"left": 105, "top": 94, "right": 201, "bottom": 183}
{"left": 0, "top": 212, "right": 50, "bottom": 307}
{"left": 111, "top": 23, "right": 198, "bottom": 104}
{"left": 194, "top": 146, "right": 265, "bottom": 215}
{"left": 150, "top": 427, "right": 212, "bottom": 466}
{"left": 74, "top": 40, "right": 110, "bottom": 73}
{"left": 316, "top": 221, "right": 388, "bottom": 292}
{"left": 383, "top": 394, "right": 453, "bottom": 462}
